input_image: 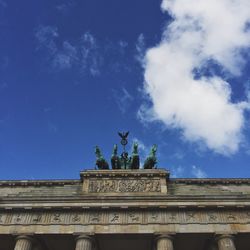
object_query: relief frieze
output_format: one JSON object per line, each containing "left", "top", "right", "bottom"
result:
{"left": 88, "top": 179, "right": 161, "bottom": 193}
{"left": 0, "top": 210, "right": 250, "bottom": 226}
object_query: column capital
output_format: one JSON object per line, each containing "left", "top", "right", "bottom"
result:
{"left": 215, "top": 234, "right": 235, "bottom": 242}
{"left": 14, "top": 235, "right": 34, "bottom": 250}
{"left": 215, "top": 233, "right": 236, "bottom": 250}
{"left": 155, "top": 233, "right": 174, "bottom": 241}
{"left": 75, "top": 234, "right": 94, "bottom": 250}
{"left": 75, "top": 234, "right": 94, "bottom": 242}
{"left": 15, "top": 235, "right": 34, "bottom": 243}
{"left": 155, "top": 233, "right": 174, "bottom": 250}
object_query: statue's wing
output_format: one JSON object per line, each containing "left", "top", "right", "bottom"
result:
{"left": 118, "top": 132, "right": 123, "bottom": 138}
{"left": 125, "top": 131, "right": 129, "bottom": 138}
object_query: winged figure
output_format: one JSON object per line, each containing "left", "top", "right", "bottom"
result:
{"left": 118, "top": 131, "right": 129, "bottom": 140}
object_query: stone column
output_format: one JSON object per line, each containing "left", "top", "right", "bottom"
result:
{"left": 75, "top": 235, "right": 93, "bottom": 250}
{"left": 155, "top": 234, "right": 174, "bottom": 250}
{"left": 216, "top": 235, "right": 236, "bottom": 250}
{"left": 14, "top": 236, "right": 33, "bottom": 250}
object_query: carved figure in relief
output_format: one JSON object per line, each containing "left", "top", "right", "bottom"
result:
{"left": 53, "top": 213, "right": 61, "bottom": 222}
{"left": 153, "top": 180, "right": 160, "bottom": 192}
{"left": 186, "top": 212, "right": 195, "bottom": 221}
{"left": 72, "top": 214, "right": 81, "bottom": 222}
{"left": 89, "top": 212, "right": 101, "bottom": 222}
{"left": 89, "top": 180, "right": 99, "bottom": 192}
{"left": 168, "top": 212, "right": 177, "bottom": 221}
{"left": 150, "top": 212, "right": 159, "bottom": 221}
{"left": 95, "top": 146, "right": 109, "bottom": 170}
{"left": 14, "top": 214, "right": 22, "bottom": 223}
{"left": 143, "top": 144, "right": 157, "bottom": 169}
{"left": 227, "top": 212, "right": 236, "bottom": 221}
{"left": 90, "top": 179, "right": 161, "bottom": 193}
{"left": 102, "top": 180, "right": 116, "bottom": 192}
{"left": 32, "top": 214, "right": 42, "bottom": 223}
{"left": 207, "top": 212, "right": 218, "bottom": 221}
{"left": 110, "top": 213, "right": 120, "bottom": 223}
{"left": 128, "top": 213, "right": 140, "bottom": 222}
{"left": 246, "top": 212, "right": 250, "bottom": 219}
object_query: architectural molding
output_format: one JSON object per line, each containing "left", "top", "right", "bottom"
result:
{"left": 0, "top": 209, "right": 249, "bottom": 226}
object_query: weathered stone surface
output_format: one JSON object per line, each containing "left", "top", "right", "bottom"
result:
{"left": 0, "top": 209, "right": 249, "bottom": 226}
{"left": 81, "top": 169, "right": 168, "bottom": 194}
{"left": 216, "top": 235, "right": 236, "bottom": 250}
{"left": 75, "top": 235, "right": 93, "bottom": 250}
{"left": 0, "top": 169, "right": 249, "bottom": 237}
{"left": 14, "top": 236, "right": 33, "bottom": 250}
{"left": 155, "top": 235, "right": 174, "bottom": 250}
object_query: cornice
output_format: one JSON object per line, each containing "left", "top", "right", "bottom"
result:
{"left": 1, "top": 177, "right": 250, "bottom": 187}
{"left": 0, "top": 179, "right": 80, "bottom": 187}
{"left": 80, "top": 169, "right": 169, "bottom": 179}
{"left": 171, "top": 178, "right": 250, "bottom": 185}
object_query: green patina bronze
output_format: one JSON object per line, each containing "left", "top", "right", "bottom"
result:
{"left": 111, "top": 144, "right": 121, "bottom": 169}
{"left": 95, "top": 146, "right": 109, "bottom": 170}
{"left": 130, "top": 142, "right": 140, "bottom": 169}
{"left": 143, "top": 144, "right": 157, "bottom": 169}
{"left": 95, "top": 132, "right": 157, "bottom": 170}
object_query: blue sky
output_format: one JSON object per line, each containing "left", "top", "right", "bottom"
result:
{"left": 0, "top": 0, "right": 250, "bottom": 180}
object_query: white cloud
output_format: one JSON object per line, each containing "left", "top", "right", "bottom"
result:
{"left": 35, "top": 26, "right": 133, "bottom": 77}
{"left": 56, "top": 1, "right": 75, "bottom": 14}
{"left": 191, "top": 165, "right": 207, "bottom": 178}
{"left": 171, "top": 166, "right": 185, "bottom": 178}
{"left": 35, "top": 25, "right": 58, "bottom": 54}
{"left": 35, "top": 26, "right": 78, "bottom": 71}
{"left": 53, "top": 41, "right": 78, "bottom": 70}
{"left": 244, "top": 79, "right": 250, "bottom": 101}
{"left": 35, "top": 28, "right": 103, "bottom": 75}
{"left": 171, "top": 165, "right": 207, "bottom": 178}
{"left": 171, "top": 151, "right": 185, "bottom": 160}
{"left": 140, "top": 0, "right": 250, "bottom": 155}
{"left": 135, "top": 34, "right": 146, "bottom": 65}
{"left": 118, "top": 40, "right": 128, "bottom": 51}
{"left": 80, "top": 32, "right": 102, "bottom": 76}
{"left": 112, "top": 87, "right": 133, "bottom": 114}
